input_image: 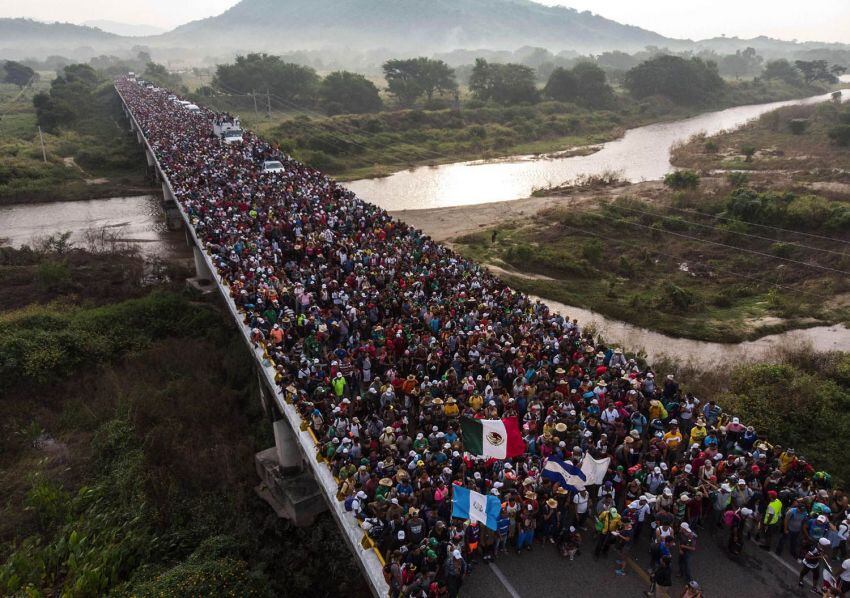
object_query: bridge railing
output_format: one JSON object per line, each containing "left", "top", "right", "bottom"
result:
{"left": 115, "top": 86, "right": 389, "bottom": 597}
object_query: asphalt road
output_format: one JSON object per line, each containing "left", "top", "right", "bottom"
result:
{"left": 460, "top": 524, "right": 819, "bottom": 597}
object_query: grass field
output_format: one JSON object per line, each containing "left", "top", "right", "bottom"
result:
{"left": 0, "top": 79, "right": 154, "bottom": 204}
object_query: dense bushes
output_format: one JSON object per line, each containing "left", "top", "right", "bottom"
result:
{"left": 726, "top": 187, "right": 850, "bottom": 230}
{"left": 663, "top": 170, "right": 700, "bottom": 190}
{"left": 720, "top": 351, "right": 850, "bottom": 482}
{"left": 0, "top": 292, "right": 218, "bottom": 391}
{"left": 0, "top": 286, "right": 365, "bottom": 596}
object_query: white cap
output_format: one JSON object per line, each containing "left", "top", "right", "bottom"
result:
{"left": 452, "top": 549, "right": 462, "bottom": 558}
{"left": 819, "top": 537, "right": 831, "bottom": 547}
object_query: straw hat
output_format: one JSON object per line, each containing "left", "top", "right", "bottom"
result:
{"left": 546, "top": 498, "right": 558, "bottom": 508}
{"left": 524, "top": 491, "right": 537, "bottom": 500}
{"left": 379, "top": 477, "right": 393, "bottom": 487}
{"left": 555, "top": 422, "right": 568, "bottom": 433}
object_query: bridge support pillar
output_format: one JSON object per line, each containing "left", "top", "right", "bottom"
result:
{"left": 192, "top": 246, "right": 213, "bottom": 281}
{"left": 273, "top": 418, "right": 303, "bottom": 473}
{"left": 255, "top": 399, "right": 327, "bottom": 527}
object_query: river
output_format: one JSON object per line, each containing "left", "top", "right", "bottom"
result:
{"left": 348, "top": 89, "right": 847, "bottom": 211}
{"left": 529, "top": 296, "right": 850, "bottom": 366}
{"left": 0, "top": 195, "right": 189, "bottom": 258}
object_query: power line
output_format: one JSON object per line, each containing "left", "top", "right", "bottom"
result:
{"left": 553, "top": 221, "right": 831, "bottom": 302}
{"left": 609, "top": 202, "right": 850, "bottom": 258}
{"left": 659, "top": 201, "right": 850, "bottom": 247}
{"left": 606, "top": 215, "right": 850, "bottom": 276}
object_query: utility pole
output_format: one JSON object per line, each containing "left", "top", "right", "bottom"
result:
{"left": 266, "top": 88, "right": 272, "bottom": 119}
{"left": 252, "top": 90, "right": 258, "bottom": 114}
{"left": 37, "top": 126, "right": 47, "bottom": 163}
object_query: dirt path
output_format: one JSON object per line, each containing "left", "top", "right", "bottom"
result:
{"left": 389, "top": 180, "right": 664, "bottom": 243}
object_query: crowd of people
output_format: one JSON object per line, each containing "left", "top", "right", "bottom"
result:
{"left": 117, "top": 78, "right": 850, "bottom": 598}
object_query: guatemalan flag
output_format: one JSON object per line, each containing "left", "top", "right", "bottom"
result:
{"left": 460, "top": 416, "right": 525, "bottom": 459}
{"left": 542, "top": 456, "right": 587, "bottom": 492}
{"left": 451, "top": 485, "right": 502, "bottom": 530}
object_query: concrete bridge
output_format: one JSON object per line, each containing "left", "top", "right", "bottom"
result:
{"left": 116, "top": 86, "right": 389, "bottom": 597}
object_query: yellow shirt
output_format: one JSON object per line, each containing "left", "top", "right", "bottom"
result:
{"left": 663, "top": 431, "right": 683, "bottom": 449}
{"left": 689, "top": 426, "right": 707, "bottom": 446}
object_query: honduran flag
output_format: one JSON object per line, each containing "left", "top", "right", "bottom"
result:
{"left": 460, "top": 416, "right": 525, "bottom": 459}
{"left": 451, "top": 485, "right": 502, "bottom": 530}
{"left": 542, "top": 456, "right": 587, "bottom": 493}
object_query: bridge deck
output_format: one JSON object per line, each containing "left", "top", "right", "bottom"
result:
{"left": 115, "top": 86, "right": 389, "bottom": 597}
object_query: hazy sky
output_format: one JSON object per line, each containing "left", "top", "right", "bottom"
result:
{"left": 0, "top": 0, "right": 849, "bottom": 44}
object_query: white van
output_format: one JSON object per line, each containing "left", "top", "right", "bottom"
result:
{"left": 262, "top": 160, "right": 285, "bottom": 173}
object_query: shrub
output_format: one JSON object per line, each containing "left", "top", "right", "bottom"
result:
{"left": 770, "top": 242, "right": 796, "bottom": 258}
{"left": 581, "top": 239, "right": 604, "bottom": 264}
{"left": 35, "top": 260, "right": 71, "bottom": 292}
{"left": 829, "top": 124, "right": 850, "bottom": 147}
{"left": 663, "top": 170, "right": 700, "bottom": 190}
{"left": 788, "top": 119, "right": 809, "bottom": 135}
{"left": 727, "top": 171, "right": 749, "bottom": 188}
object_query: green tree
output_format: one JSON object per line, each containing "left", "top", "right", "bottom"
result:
{"left": 719, "top": 47, "right": 763, "bottom": 79}
{"left": 794, "top": 60, "right": 838, "bottom": 84}
{"left": 3, "top": 60, "right": 36, "bottom": 88}
{"left": 32, "top": 64, "right": 101, "bottom": 132}
{"left": 624, "top": 55, "right": 725, "bottom": 105}
{"left": 763, "top": 59, "right": 803, "bottom": 86}
{"left": 214, "top": 53, "right": 319, "bottom": 105}
{"left": 382, "top": 57, "right": 456, "bottom": 107}
{"left": 318, "top": 71, "right": 383, "bottom": 115}
{"left": 543, "top": 67, "right": 578, "bottom": 102}
{"left": 469, "top": 58, "right": 539, "bottom": 105}
{"left": 571, "top": 62, "right": 615, "bottom": 108}
{"left": 143, "top": 61, "right": 182, "bottom": 89}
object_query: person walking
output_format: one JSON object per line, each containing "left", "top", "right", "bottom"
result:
{"left": 677, "top": 522, "right": 698, "bottom": 583}
{"left": 444, "top": 549, "right": 467, "bottom": 598}
{"left": 798, "top": 537, "right": 830, "bottom": 591}
{"left": 645, "top": 555, "right": 673, "bottom": 597}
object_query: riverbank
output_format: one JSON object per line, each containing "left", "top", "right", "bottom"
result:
{"left": 231, "top": 79, "right": 830, "bottom": 182}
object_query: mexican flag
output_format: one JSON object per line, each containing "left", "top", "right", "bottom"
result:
{"left": 460, "top": 416, "right": 525, "bottom": 459}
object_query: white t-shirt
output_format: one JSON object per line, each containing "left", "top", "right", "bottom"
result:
{"left": 573, "top": 493, "right": 589, "bottom": 514}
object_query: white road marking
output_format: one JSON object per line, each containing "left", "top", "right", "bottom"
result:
{"left": 766, "top": 550, "right": 802, "bottom": 577}
{"left": 489, "top": 562, "right": 523, "bottom": 598}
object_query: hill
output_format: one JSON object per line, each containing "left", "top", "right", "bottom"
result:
{"left": 0, "top": 18, "right": 127, "bottom": 60}
{"left": 166, "top": 0, "right": 672, "bottom": 54}
{"left": 82, "top": 19, "right": 166, "bottom": 37}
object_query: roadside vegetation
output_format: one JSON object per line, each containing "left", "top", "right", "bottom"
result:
{"left": 0, "top": 240, "right": 363, "bottom": 596}
{"left": 653, "top": 345, "right": 850, "bottom": 484}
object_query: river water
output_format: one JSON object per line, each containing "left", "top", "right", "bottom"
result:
{"left": 3, "top": 93, "right": 849, "bottom": 363}
{"left": 530, "top": 296, "right": 850, "bottom": 366}
{"left": 348, "top": 89, "right": 847, "bottom": 211}
{"left": 0, "top": 195, "right": 188, "bottom": 258}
